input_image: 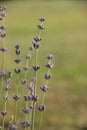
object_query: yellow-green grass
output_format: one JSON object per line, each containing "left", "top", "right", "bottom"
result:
{"left": 0, "top": 0, "right": 87, "bottom": 130}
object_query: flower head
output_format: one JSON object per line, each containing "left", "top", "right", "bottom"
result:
{"left": 0, "top": 47, "right": 8, "bottom": 52}
{"left": 47, "top": 54, "right": 54, "bottom": 59}
{"left": 21, "top": 79, "right": 27, "bottom": 85}
{"left": 38, "top": 104, "right": 46, "bottom": 112}
{"left": 44, "top": 73, "right": 52, "bottom": 80}
{"left": 22, "top": 107, "right": 31, "bottom": 114}
{"left": 26, "top": 54, "right": 31, "bottom": 59}
{"left": 15, "top": 44, "right": 20, "bottom": 49}
{"left": 0, "top": 32, "right": 6, "bottom": 38}
{"left": 14, "top": 58, "right": 21, "bottom": 64}
{"left": 37, "top": 23, "right": 45, "bottom": 30}
{"left": 21, "top": 121, "right": 32, "bottom": 128}
{"left": 9, "top": 124, "right": 17, "bottom": 130}
{"left": 32, "top": 41, "right": 41, "bottom": 49}
{"left": 15, "top": 68, "right": 21, "bottom": 74}
{"left": 39, "top": 17, "right": 45, "bottom": 22}
{"left": 32, "top": 65, "right": 40, "bottom": 71}
{"left": 34, "top": 36, "right": 42, "bottom": 42}
{"left": 1, "top": 111, "right": 7, "bottom": 116}
{"left": 40, "top": 85, "right": 49, "bottom": 92}
{"left": 0, "top": 25, "right": 7, "bottom": 30}
{"left": 45, "top": 62, "right": 54, "bottom": 69}
{"left": 23, "top": 66, "right": 29, "bottom": 71}
{"left": 13, "top": 95, "right": 20, "bottom": 101}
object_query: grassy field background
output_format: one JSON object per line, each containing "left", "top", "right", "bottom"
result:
{"left": 0, "top": 0, "right": 87, "bottom": 130}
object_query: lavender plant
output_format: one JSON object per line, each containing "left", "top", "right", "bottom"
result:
{"left": 0, "top": 5, "right": 54, "bottom": 130}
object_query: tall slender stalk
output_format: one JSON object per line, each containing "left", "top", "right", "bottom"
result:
{"left": 31, "top": 49, "right": 38, "bottom": 130}
{"left": 38, "top": 54, "right": 54, "bottom": 130}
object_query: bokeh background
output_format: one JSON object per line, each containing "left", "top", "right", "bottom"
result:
{"left": 0, "top": 0, "right": 87, "bottom": 130}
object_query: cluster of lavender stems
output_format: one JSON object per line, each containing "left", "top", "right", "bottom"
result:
{"left": 0, "top": 5, "right": 54, "bottom": 130}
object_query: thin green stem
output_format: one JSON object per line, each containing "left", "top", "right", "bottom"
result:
{"left": 0, "top": 16, "right": 6, "bottom": 96}
{"left": 21, "top": 59, "right": 30, "bottom": 97}
{"left": 2, "top": 90, "right": 8, "bottom": 130}
{"left": 14, "top": 74, "right": 19, "bottom": 121}
{"left": 31, "top": 49, "right": 38, "bottom": 130}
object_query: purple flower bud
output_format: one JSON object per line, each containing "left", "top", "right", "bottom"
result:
{"left": 21, "top": 121, "right": 32, "bottom": 128}
{"left": 1, "top": 12, "right": 7, "bottom": 17}
{"left": 15, "top": 44, "right": 20, "bottom": 49}
{"left": 1, "top": 111, "right": 7, "bottom": 116}
{"left": 14, "top": 58, "right": 21, "bottom": 64}
{"left": 44, "top": 73, "right": 52, "bottom": 80}
{"left": 26, "top": 54, "right": 31, "bottom": 59}
{"left": 0, "top": 71, "right": 6, "bottom": 77}
{"left": 34, "top": 37, "right": 42, "bottom": 42}
{"left": 38, "top": 104, "right": 46, "bottom": 112}
{"left": 0, "top": 25, "right": 7, "bottom": 30}
{"left": 0, "top": 47, "right": 8, "bottom": 52}
{"left": 15, "top": 49, "right": 20, "bottom": 55}
{"left": 24, "top": 95, "right": 32, "bottom": 101}
{"left": 0, "top": 32, "right": 6, "bottom": 38}
{"left": 47, "top": 54, "right": 54, "bottom": 59}
{"left": 5, "top": 86, "right": 11, "bottom": 91}
{"left": 31, "top": 95, "right": 39, "bottom": 102}
{"left": 0, "top": 17, "right": 3, "bottom": 20}
{"left": 6, "top": 79, "right": 10, "bottom": 83}
{"left": 32, "top": 41, "right": 41, "bottom": 49}
{"left": 45, "top": 62, "right": 54, "bottom": 68}
{"left": 2, "top": 48, "right": 7, "bottom": 52}
{"left": 37, "top": 23, "right": 45, "bottom": 30}
{"left": 29, "top": 45, "right": 34, "bottom": 51}
{"left": 22, "top": 107, "right": 31, "bottom": 114}
{"left": 21, "top": 79, "right": 27, "bottom": 85}
{"left": 0, "top": 5, "right": 7, "bottom": 11}
{"left": 13, "top": 95, "right": 20, "bottom": 101}
{"left": 9, "top": 124, "right": 17, "bottom": 130}
{"left": 3, "top": 95, "right": 9, "bottom": 100}
{"left": 32, "top": 65, "right": 40, "bottom": 71}
{"left": 15, "top": 68, "right": 21, "bottom": 74}
{"left": 40, "top": 85, "right": 49, "bottom": 92}
{"left": 27, "top": 83, "right": 34, "bottom": 91}
{"left": 23, "top": 66, "right": 29, "bottom": 71}
{"left": 39, "top": 17, "right": 45, "bottom": 22}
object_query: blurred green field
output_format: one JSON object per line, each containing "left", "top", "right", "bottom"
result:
{"left": 0, "top": 0, "right": 87, "bottom": 130}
